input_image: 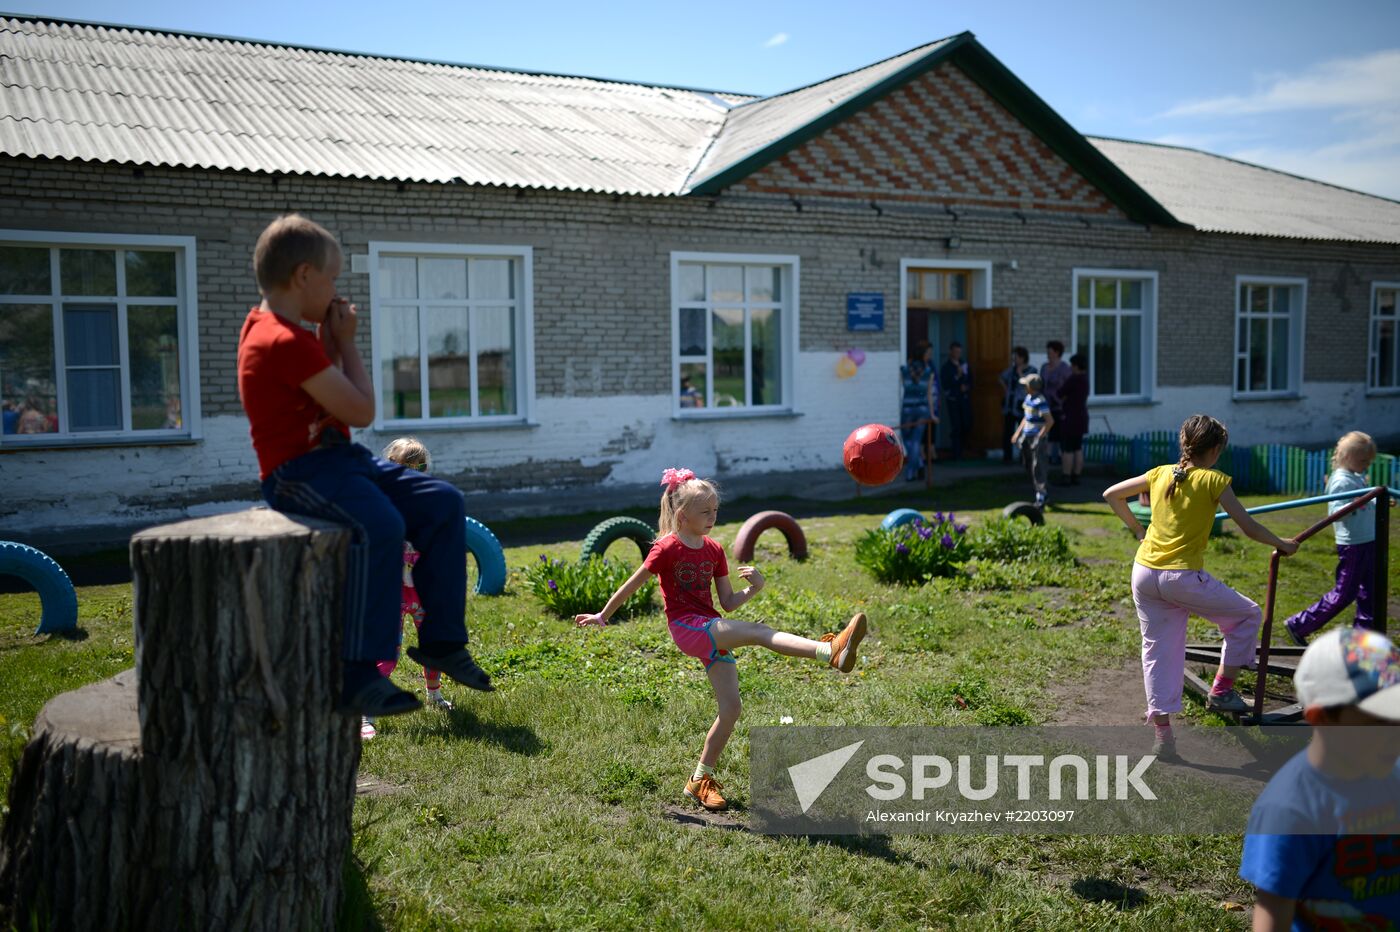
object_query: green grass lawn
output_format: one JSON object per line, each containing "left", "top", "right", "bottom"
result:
{"left": 2, "top": 477, "right": 1395, "bottom": 930}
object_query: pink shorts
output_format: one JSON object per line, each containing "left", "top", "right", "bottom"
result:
{"left": 668, "top": 614, "right": 735, "bottom": 669}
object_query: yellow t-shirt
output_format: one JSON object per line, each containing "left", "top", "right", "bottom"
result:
{"left": 1134, "top": 465, "right": 1231, "bottom": 570}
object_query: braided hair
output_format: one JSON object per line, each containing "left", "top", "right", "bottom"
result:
{"left": 1164, "top": 414, "right": 1229, "bottom": 500}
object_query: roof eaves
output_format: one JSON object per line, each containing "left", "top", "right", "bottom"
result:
{"left": 685, "top": 33, "right": 974, "bottom": 195}
{"left": 0, "top": 11, "right": 755, "bottom": 100}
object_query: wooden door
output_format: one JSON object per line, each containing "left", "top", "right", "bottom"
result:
{"left": 966, "top": 307, "right": 1010, "bottom": 454}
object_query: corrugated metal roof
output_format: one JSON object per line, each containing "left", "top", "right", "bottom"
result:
{"left": 1089, "top": 137, "right": 1400, "bottom": 245}
{"left": 0, "top": 17, "right": 742, "bottom": 195}
{"left": 2, "top": 16, "right": 1398, "bottom": 244}
{"left": 685, "top": 38, "right": 957, "bottom": 191}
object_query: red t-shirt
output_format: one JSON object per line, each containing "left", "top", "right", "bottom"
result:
{"left": 644, "top": 533, "right": 729, "bottom": 622}
{"left": 236, "top": 308, "right": 349, "bottom": 480}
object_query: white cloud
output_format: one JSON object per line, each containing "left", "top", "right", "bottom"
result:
{"left": 762, "top": 32, "right": 789, "bottom": 49}
{"left": 1162, "top": 49, "right": 1400, "bottom": 118}
{"left": 1154, "top": 50, "right": 1400, "bottom": 200}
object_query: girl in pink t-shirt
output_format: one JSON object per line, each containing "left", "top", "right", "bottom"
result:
{"left": 576, "top": 467, "right": 868, "bottom": 812}
{"left": 360, "top": 437, "right": 451, "bottom": 740}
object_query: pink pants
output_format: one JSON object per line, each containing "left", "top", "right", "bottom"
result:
{"left": 1130, "top": 563, "right": 1261, "bottom": 721}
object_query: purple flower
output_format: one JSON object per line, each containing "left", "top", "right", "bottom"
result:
{"left": 896, "top": 543, "right": 910, "bottom": 555}
{"left": 946, "top": 512, "right": 956, "bottom": 524}
{"left": 539, "top": 553, "right": 548, "bottom": 562}
{"left": 941, "top": 534, "right": 955, "bottom": 549}
{"left": 547, "top": 580, "right": 557, "bottom": 590}
{"left": 933, "top": 511, "right": 945, "bottom": 523}
{"left": 917, "top": 525, "right": 933, "bottom": 540}
{"left": 955, "top": 523, "right": 968, "bottom": 535}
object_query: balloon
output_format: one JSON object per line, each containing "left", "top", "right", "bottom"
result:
{"left": 836, "top": 356, "right": 858, "bottom": 379}
{"left": 847, "top": 348, "right": 866, "bottom": 367}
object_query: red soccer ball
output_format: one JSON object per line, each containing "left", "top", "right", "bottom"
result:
{"left": 842, "top": 423, "right": 905, "bottom": 486}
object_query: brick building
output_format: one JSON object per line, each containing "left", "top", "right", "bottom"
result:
{"left": 1, "top": 16, "right": 1398, "bottom": 538}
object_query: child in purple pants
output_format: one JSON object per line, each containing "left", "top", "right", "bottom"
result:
{"left": 1104, "top": 414, "right": 1298, "bottom": 760}
{"left": 1285, "top": 431, "right": 1379, "bottom": 645}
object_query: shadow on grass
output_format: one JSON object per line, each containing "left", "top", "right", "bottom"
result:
{"left": 1070, "top": 877, "right": 1149, "bottom": 910}
{"left": 799, "top": 832, "right": 916, "bottom": 865}
{"left": 416, "top": 706, "right": 546, "bottom": 756}
{"left": 338, "top": 853, "right": 387, "bottom": 932}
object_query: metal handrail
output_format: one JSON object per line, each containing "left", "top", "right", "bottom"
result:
{"left": 1251, "top": 486, "right": 1392, "bottom": 722}
{"left": 1214, "top": 486, "right": 1400, "bottom": 522}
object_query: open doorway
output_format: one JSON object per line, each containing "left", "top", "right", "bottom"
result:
{"left": 901, "top": 261, "right": 1008, "bottom": 459}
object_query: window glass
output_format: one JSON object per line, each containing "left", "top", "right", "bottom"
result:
{"left": 60, "top": 249, "right": 117, "bottom": 296}
{"left": 379, "top": 256, "right": 418, "bottom": 299}
{"left": 711, "top": 308, "right": 745, "bottom": 406}
{"left": 421, "top": 258, "right": 466, "bottom": 300}
{"left": 128, "top": 305, "right": 181, "bottom": 429}
{"left": 0, "top": 304, "right": 57, "bottom": 434}
{"left": 381, "top": 306, "right": 421, "bottom": 420}
{"left": 125, "top": 251, "right": 177, "bottom": 297}
{"left": 425, "top": 306, "right": 471, "bottom": 418}
{"left": 751, "top": 307, "right": 782, "bottom": 406}
{"left": 477, "top": 306, "right": 516, "bottom": 416}
{"left": 679, "top": 265, "right": 705, "bottom": 303}
{"left": 679, "top": 307, "right": 706, "bottom": 357}
{"left": 708, "top": 266, "right": 743, "bottom": 302}
{"left": 0, "top": 246, "right": 51, "bottom": 295}
{"left": 471, "top": 259, "right": 513, "bottom": 300}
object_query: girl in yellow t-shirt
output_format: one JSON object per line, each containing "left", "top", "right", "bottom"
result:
{"left": 1104, "top": 414, "right": 1297, "bottom": 759}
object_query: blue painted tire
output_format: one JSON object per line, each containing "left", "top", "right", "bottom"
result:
{"left": 881, "top": 508, "right": 925, "bottom": 531}
{"left": 465, "top": 517, "right": 507, "bottom": 596}
{"left": 0, "top": 541, "right": 78, "bottom": 635}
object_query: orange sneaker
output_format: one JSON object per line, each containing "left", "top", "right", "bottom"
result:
{"left": 684, "top": 774, "right": 728, "bottom": 811}
{"left": 820, "top": 612, "right": 868, "bottom": 673}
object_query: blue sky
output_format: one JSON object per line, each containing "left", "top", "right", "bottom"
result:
{"left": 20, "top": 0, "right": 1400, "bottom": 199}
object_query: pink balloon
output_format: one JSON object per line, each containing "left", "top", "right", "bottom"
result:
{"left": 847, "top": 348, "right": 866, "bottom": 367}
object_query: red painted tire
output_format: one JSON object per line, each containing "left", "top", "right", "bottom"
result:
{"left": 733, "top": 511, "right": 808, "bottom": 562}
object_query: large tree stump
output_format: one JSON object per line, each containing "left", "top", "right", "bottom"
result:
{"left": 1, "top": 510, "right": 359, "bottom": 931}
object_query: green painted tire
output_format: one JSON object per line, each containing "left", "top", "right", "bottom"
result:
{"left": 580, "top": 516, "right": 655, "bottom": 562}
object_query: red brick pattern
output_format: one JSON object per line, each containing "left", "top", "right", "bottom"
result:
{"left": 732, "top": 63, "right": 1123, "bottom": 217}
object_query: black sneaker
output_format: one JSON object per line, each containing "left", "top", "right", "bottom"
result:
{"left": 407, "top": 645, "right": 494, "bottom": 692}
{"left": 339, "top": 676, "right": 423, "bottom": 717}
{"left": 1283, "top": 622, "right": 1308, "bottom": 648}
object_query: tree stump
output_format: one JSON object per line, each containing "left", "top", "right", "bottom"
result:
{"left": 1, "top": 510, "right": 359, "bottom": 931}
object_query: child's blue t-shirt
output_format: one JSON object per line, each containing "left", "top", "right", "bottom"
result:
{"left": 1327, "top": 469, "right": 1375, "bottom": 546}
{"left": 1239, "top": 750, "right": 1400, "bottom": 931}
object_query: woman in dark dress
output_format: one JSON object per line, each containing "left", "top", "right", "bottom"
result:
{"left": 1059, "top": 352, "right": 1090, "bottom": 485}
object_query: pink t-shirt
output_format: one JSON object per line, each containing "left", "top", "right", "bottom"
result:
{"left": 644, "top": 533, "right": 729, "bottom": 622}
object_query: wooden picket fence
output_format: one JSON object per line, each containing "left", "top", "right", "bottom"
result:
{"left": 1082, "top": 433, "right": 1399, "bottom": 495}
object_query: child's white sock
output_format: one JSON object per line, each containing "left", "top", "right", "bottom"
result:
{"left": 814, "top": 641, "right": 833, "bottom": 663}
{"left": 692, "top": 762, "right": 716, "bottom": 782}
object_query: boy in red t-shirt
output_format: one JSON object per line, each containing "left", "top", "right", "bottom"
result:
{"left": 237, "top": 214, "right": 492, "bottom": 719}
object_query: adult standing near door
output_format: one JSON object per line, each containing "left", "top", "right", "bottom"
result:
{"left": 940, "top": 341, "right": 972, "bottom": 460}
{"left": 1041, "top": 340, "right": 1071, "bottom": 467}
{"left": 899, "top": 341, "right": 938, "bottom": 482}
{"left": 999, "top": 346, "right": 1033, "bottom": 463}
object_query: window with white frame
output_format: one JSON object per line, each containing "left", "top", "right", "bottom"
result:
{"left": 671, "top": 254, "right": 797, "bottom": 413}
{"left": 1370, "top": 283, "right": 1399, "bottom": 392}
{"left": 0, "top": 233, "right": 197, "bottom": 444}
{"left": 1235, "top": 277, "right": 1305, "bottom": 396}
{"left": 1071, "top": 270, "right": 1155, "bottom": 400}
{"left": 369, "top": 244, "right": 532, "bottom": 426}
